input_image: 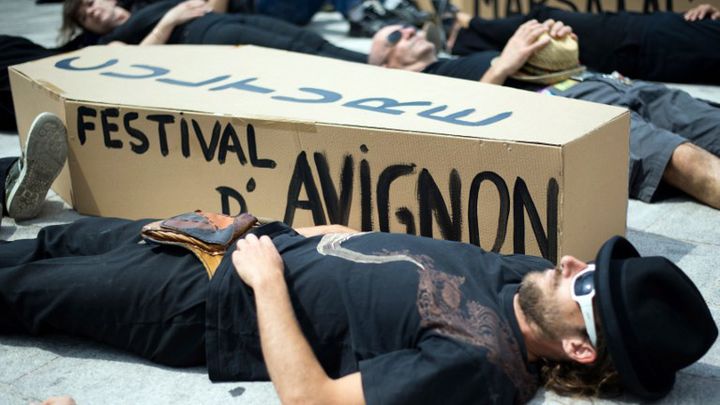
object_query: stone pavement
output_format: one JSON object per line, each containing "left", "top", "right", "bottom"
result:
{"left": 1, "top": 1, "right": 719, "bottom": 404}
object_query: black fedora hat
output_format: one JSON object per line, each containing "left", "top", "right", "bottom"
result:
{"left": 594, "top": 236, "right": 718, "bottom": 399}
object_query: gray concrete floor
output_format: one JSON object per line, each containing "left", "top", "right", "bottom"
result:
{"left": 1, "top": 1, "right": 720, "bottom": 404}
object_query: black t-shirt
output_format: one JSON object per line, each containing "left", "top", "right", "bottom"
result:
{"left": 99, "top": 0, "right": 222, "bottom": 44}
{"left": 422, "top": 52, "right": 541, "bottom": 91}
{"left": 422, "top": 52, "right": 496, "bottom": 81}
{"left": 207, "top": 222, "right": 549, "bottom": 404}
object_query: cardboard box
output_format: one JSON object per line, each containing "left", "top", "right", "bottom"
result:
{"left": 455, "top": 0, "right": 720, "bottom": 18}
{"left": 10, "top": 45, "right": 629, "bottom": 263}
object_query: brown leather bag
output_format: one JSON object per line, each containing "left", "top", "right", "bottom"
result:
{"left": 141, "top": 211, "right": 257, "bottom": 278}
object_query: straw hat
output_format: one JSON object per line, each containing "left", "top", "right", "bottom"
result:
{"left": 500, "top": 33, "right": 586, "bottom": 85}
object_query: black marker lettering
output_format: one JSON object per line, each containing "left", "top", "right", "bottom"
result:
{"left": 216, "top": 186, "right": 247, "bottom": 215}
{"left": 360, "top": 159, "right": 373, "bottom": 231}
{"left": 512, "top": 177, "right": 558, "bottom": 262}
{"left": 284, "top": 152, "right": 326, "bottom": 225}
{"left": 314, "top": 153, "right": 353, "bottom": 225}
{"left": 76, "top": 106, "right": 97, "bottom": 145}
{"left": 192, "top": 119, "right": 221, "bottom": 162}
{"left": 124, "top": 112, "right": 149, "bottom": 154}
{"left": 395, "top": 207, "right": 416, "bottom": 235}
{"left": 468, "top": 171, "right": 509, "bottom": 252}
{"left": 377, "top": 164, "right": 416, "bottom": 232}
{"left": 418, "top": 168, "right": 462, "bottom": 241}
{"left": 146, "top": 114, "right": 174, "bottom": 157}
{"left": 218, "top": 123, "right": 247, "bottom": 165}
{"left": 101, "top": 108, "right": 122, "bottom": 149}
{"left": 247, "top": 124, "right": 276, "bottom": 168}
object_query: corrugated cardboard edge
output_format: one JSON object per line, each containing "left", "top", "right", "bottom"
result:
{"left": 561, "top": 111, "right": 630, "bottom": 261}
{"left": 9, "top": 67, "right": 73, "bottom": 205}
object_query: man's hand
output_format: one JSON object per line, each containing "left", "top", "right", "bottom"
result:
{"left": 542, "top": 18, "right": 576, "bottom": 40}
{"left": 159, "top": 0, "right": 211, "bottom": 28}
{"left": 481, "top": 19, "right": 550, "bottom": 84}
{"left": 495, "top": 19, "right": 550, "bottom": 75}
{"left": 141, "top": 0, "right": 210, "bottom": 45}
{"left": 232, "top": 234, "right": 285, "bottom": 289}
{"left": 236, "top": 234, "right": 366, "bottom": 405}
{"left": 684, "top": 4, "right": 720, "bottom": 21}
{"left": 481, "top": 19, "right": 575, "bottom": 85}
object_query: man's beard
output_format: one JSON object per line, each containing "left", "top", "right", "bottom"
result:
{"left": 518, "top": 269, "right": 567, "bottom": 340}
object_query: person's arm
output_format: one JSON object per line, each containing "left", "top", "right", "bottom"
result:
{"left": 33, "top": 396, "right": 76, "bottom": 405}
{"left": 205, "top": 0, "right": 230, "bottom": 13}
{"left": 295, "top": 224, "right": 360, "bottom": 237}
{"left": 684, "top": 4, "right": 720, "bottom": 21}
{"left": 140, "top": 0, "right": 210, "bottom": 45}
{"left": 480, "top": 19, "right": 573, "bottom": 85}
{"left": 231, "top": 234, "right": 366, "bottom": 405}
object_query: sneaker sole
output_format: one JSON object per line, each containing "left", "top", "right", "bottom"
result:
{"left": 7, "top": 113, "right": 68, "bottom": 220}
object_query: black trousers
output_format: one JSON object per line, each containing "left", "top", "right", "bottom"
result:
{"left": 0, "top": 156, "right": 16, "bottom": 216}
{"left": 186, "top": 13, "right": 368, "bottom": 63}
{"left": 0, "top": 217, "right": 208, "bottom": 367}
{"left": 452, "top": 7, "right": 720, "bottom": 84}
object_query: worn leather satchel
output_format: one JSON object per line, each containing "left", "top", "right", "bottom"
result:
{"left": 141, "top": 211, "right": 258, "bottom": 278}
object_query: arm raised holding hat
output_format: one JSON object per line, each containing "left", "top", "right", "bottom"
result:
{"left": 481, "top": 19, "right": 574, "bottom": 85}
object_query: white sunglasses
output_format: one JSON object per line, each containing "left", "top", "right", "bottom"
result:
{"left": 570, "top": 264, "right": 597, "bottom": 347}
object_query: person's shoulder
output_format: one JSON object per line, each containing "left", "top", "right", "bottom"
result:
{"left": 424, "top": 51, "right": 501, "bottom": 80}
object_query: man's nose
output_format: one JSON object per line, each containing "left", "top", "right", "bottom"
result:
{"left": 402, "top": 26, "right": 417, "bottom": 37}
{"left": 89, "top": 7, "right": 101, "bottom": 18}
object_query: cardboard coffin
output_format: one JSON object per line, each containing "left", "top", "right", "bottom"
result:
{"left": 455, "top": 0, "right": 720, "bottom": 19}
{"left": 10, "top": 45, "right": 629, "bottom": 263}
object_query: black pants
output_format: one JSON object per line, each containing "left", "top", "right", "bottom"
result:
{"left": 554, "top": 76, "right": 720, "bottom": 201}
{"left": 452, "top": 7, "right": 720, "bottom": 84}
{"left": 0, "top": 217, "right": 208, "bottom": 367}
{"left": 187, "top": 14, "right": 368, "bottom": 63}
{"left": 0, "top": 156, "right": 17, "bottom": 217}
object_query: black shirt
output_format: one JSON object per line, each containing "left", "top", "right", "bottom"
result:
{"left": 422, "top": 52, "right": 541, "bottom": 91}
{"left": 99, "top": 0, "right": 222, "bottom": 44}
{"left": 207, "top": 222, "right": 549, "bottom": 404}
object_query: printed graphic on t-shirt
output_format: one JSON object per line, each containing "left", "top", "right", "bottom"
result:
{"left": 316, "top": 232, "right": 537, "bottom": 401}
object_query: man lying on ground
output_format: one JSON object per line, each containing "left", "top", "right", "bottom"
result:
{"left": 60, "top": 0, "right": 366, "bottom": 62}
{"left": 448, "top": 4, "right": 720, "bottom": 84}
{"left": 369, "top": 19, "right": 720, "bottom": 209}
{"left": 0, "top": 114, "right": 717, "bottom": 404}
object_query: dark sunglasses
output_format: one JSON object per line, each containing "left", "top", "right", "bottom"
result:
{"left": 571, "top": 264, "right": 597, "bottom": 347}
{"left": 386, "top": 25, "right": 413, "bottom": 46}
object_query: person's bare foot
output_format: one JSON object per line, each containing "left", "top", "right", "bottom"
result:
{"left": 663, "top": 143, "right": 720, "bottom": 209}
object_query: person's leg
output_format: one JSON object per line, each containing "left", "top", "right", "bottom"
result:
{"left": 331, "top": 0, "right": 360, "bottom": 16}
{"left": 5, "top": 112, "right": 68, "bottom": 220}
{"left": 533, "top": 8, "right": 720, "bottom": 83}
{"left": 552, "top": 78, "right": 685, "bottom": 203}
{"left": 635, "top": 13, "right": 720, "bottom": 84}
{"left": 623, "top": 81, "right": 720, "bottom": 208}
{"left": 0, "top": 217, "right": 208, "bottom": 367}
{"left": 663, "top": 143, "right": 720, "bottom": 209}
{"left": 254, "top": 0, "right": 327, "bottom": 25}
{"left": 0, "top": 216, "right": 154, "bottom": 267}
{"left": 450, "top": 13, "right": 524, "bottom": 55}
{"left": 201, "top": 15, "right": 368, "bottom": 62}
{"left": 240, "top": 14, "right": 368, "bottom": 62}
{"left": 625, "top": 112, "right": 687, "bottom": 203}
{"left": 0, "top": 157, "right": 18, "bottom": 218}
{"left": 527, "top": 7, "right": 641, "bottom": 77}
{"left": 624, "top": 81, "right": 720, "bottom": 157}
